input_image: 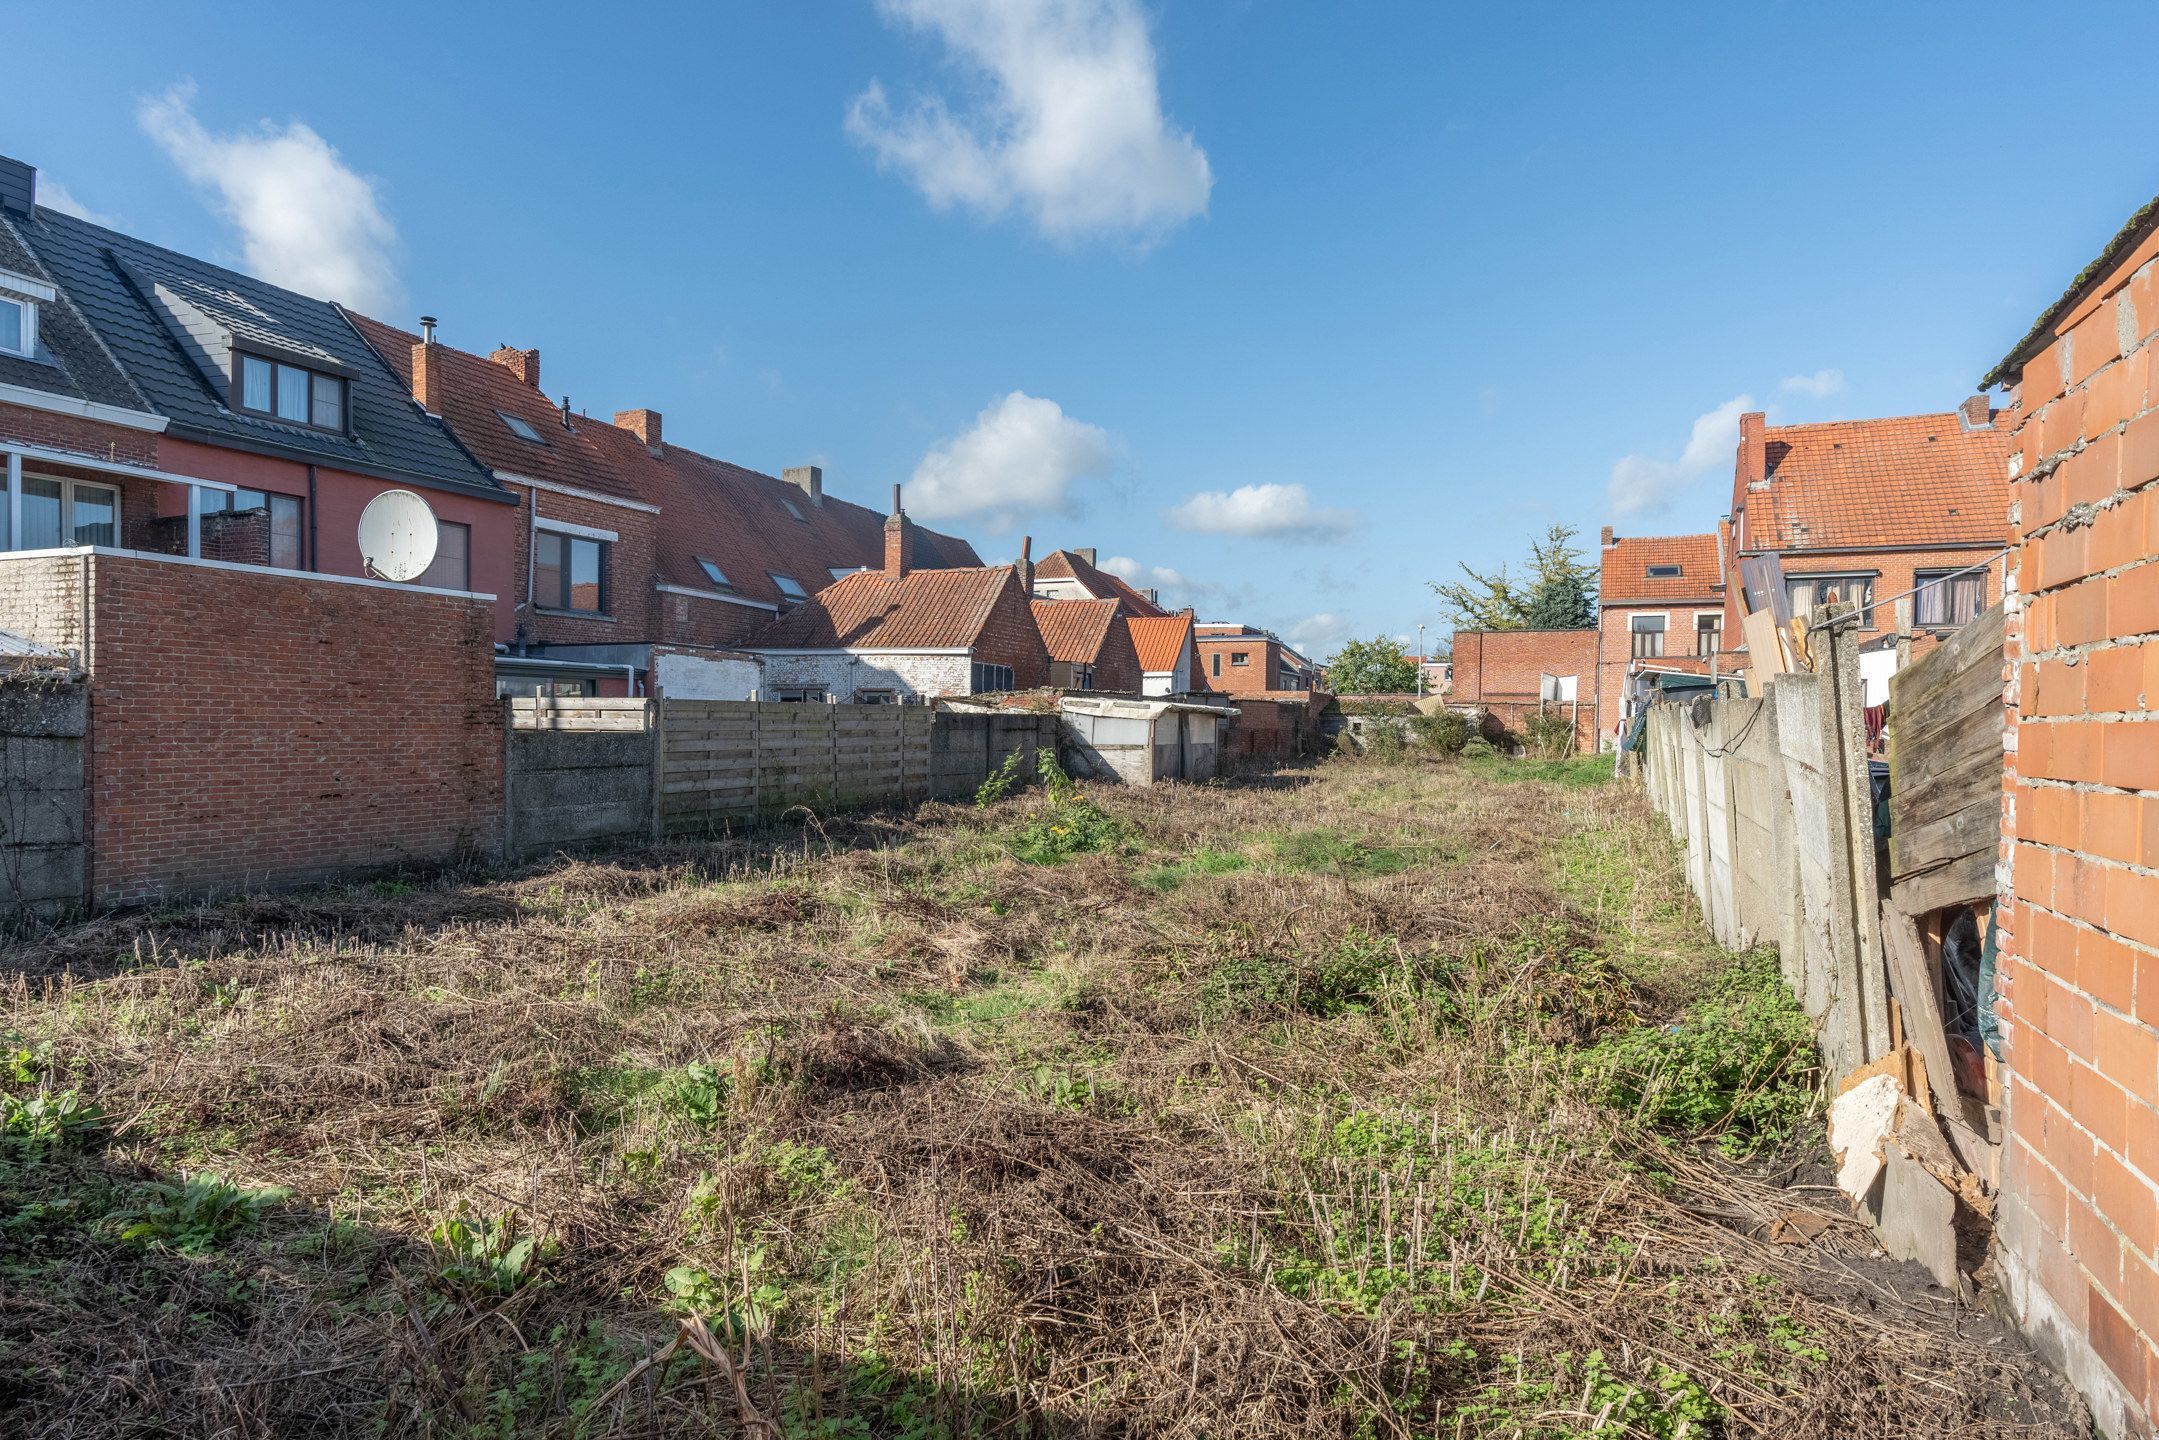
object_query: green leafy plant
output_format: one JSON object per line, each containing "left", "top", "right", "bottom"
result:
{"left": 1521, "top": 707, "right": 1579, "bottom": 760}
{"left": 1, "top": 1088, "right": 104, "bottom": 1152}
{"left": 1006, "top": 750, "right": 1136, "bottom": 864}
{"left": 1408, "top": 710, "right": 1472, "bottom": 754}
{"left": 1589, "top": 952, "right": 1818, "bottom": 1156}
{"left": 973, "top": 749, "right": 1027, "bottom": 808}
{"left": 430, "top": 1207, "right": 544, "bottom": 1294}
{"left": 661, "top": 1061, "right": 729, "bottom": 1129}
{"left": 114, "top": 1173, "right": 288, "bottom": 1255}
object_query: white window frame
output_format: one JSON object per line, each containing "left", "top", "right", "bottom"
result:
{"left": 0, "top": 266, "right": 53, "bottom": 360}
{"left": 10, "top": 469, "right": 121, "bottom": 552}
{"left": 0, "top": 293, "right": 36, "bottom": 359}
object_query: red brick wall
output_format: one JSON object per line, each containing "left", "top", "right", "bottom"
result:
{"left": 0, "top": 401, "right": 159, "bottom": 468}
{"left": 79, "top": 551, "right": 502, "bottom": 905}
{"left": 974, "top": 571, "right": 1051, "bottom": 690}
{"left": 1449, "top": 627, "right": 1599, "bottom": 749}
{"left": 1996, "top": 245, "right": 2159, "bottom": 1432}
{"left": 658, "top": 589, "right": 779, "bottom": 650}
{"left": 1596, "top": 599, "right": 1723, "bottom": 741}
{"left": 1093, "top": 616, "right": 1142, "bottom": 694}
{"left": 1196, "top": 637, "right": 1283, "bottom": 694}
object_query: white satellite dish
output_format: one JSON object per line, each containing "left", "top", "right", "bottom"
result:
{"left": 357, "top": 489, "right": 440, "bottom": 582}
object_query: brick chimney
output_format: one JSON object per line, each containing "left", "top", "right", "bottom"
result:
{"left": 1958, "top": 393, "right": 1994, "bottom": 431}
{"left": 1738, "top": 411, "right": 1768, "bottom": 490}
{"left": 784, "top": 465, "right": 824, "bottom": 507}
{"left": 614, "top": 408, "right": 662, "bottom": 451}
{"left": 412, "top": 317, "right": 445, "bottom": 416}
{"left": 1018, "top": 535, "right": 1034, "bottom": 594}
{"left": 884, "top": 484, "right": 911, "bottom": 580}
{"left": 491, "top": 344, "right": 540, "bottom": 389}
{"left": 1600, "top": 525, "right": 1615, "bottom": 548}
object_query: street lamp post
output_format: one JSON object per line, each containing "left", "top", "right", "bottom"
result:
{"left": 1416, "top": 623, "right": 1425, "bottom": 698}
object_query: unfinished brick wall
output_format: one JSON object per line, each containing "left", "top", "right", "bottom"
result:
{"left": 77, "top": 551, "right": 502, "bottom": 905}
{"left": 1449, "top": 627, "right": 1600, "bottom": 750}
{"left": 1995, "top": 244, "right": 2159, "bottom": 1434}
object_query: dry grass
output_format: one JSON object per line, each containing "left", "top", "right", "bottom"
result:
{"left": 0, "top": 753, "right": 2085, "bottom": 1438}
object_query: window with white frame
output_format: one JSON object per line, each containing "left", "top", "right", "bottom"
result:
{"left": 0, "top": 293, "right": 35, "bottom": 358}
{"left": 13, "top": 474, "right": 119, "bottom": 551}
{"left": 1629, "top": 613, "right": 1665, "bottom": 658}
{"left": 1914, "top": 567, "right": 1986, "bottom": 629}
{"left": 236, "top": 353, "right": 346, "bottom": 432}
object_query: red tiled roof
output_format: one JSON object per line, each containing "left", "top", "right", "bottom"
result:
{"left": 1744, "top": 412, "right": 2010, "bottom": 553}
{"left": 1127, "top": 613, "right": 1194, "bottom": 673}
{"left": 1030, "top": 598, "right": 1119, "bottom": 664}
{"left": 1600, "top": 532, "right": 1724, "bottom": 604}
{"left": 744, "top": 566, "right": 1020, "bottom": 649}
{"left": 350, "top": 314, "right": 657, "bottom": 502}
{"left": 1034, "top": 550, "right": 1168, "bottom": 617}
{"left": 349, "top": 316, "right": 983, "bottom": 612}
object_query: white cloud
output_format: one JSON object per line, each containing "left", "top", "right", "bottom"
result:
{"left": 39, "top": 181, "right": 115, "bottom": 227}
{"left": 1286, "top": 612, "right": 1354, "bottom": 660}
{"left": 848, "top": 0, "right": 1212, "bottom": 243}
{"left": 1164, "top": 482, "right": 1359, "bottom": 540}
{"left": 1780, "top": 368, "right": 1845, "bottom": 398}
{"left": 1606, "top": 394, "right": 1754, "bottom": 518}
{"left": 907, "top": 390, "right": 1114, "bottom": 530}
{"left": 138, "top": 82, "right": 400, "bottom": 312}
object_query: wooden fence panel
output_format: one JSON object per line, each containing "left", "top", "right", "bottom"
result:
{"left": 1887, "top": 602, "right": 2005, "bottom": 914}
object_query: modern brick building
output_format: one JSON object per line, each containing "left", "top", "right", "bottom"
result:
{"left": 1982, "top": 192, "right": 2159, "bottom": 1437}
{"left": 1596, "top": 528, "right": 1727, "bottom": 742}
{"left": 1194, "top": 622, "right": 1313, "bottom": 694}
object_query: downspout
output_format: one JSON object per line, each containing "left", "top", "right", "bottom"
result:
{"left": 305, "top": 465, "right": 319, "bottom": 571}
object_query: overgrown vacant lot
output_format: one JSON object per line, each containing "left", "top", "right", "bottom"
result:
{"left": 2, "top": 753, "right": 2084, "bottom": 1438}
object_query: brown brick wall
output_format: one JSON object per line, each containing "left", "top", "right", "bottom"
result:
{"left": 658, "top": 588, "right": 778, "bottom": 650}
{"left": 1450, "top": 627, "right": 1600, "bottom": 749}
{"left": 1996, "top": 248, "right": 2159, "bottom": 1430}
{"left": 77, "top": 551, "right": 502, "bottom": 905}
{"left": 973, "top": 572, "right": 1051, "bottom": 690}
{"left": 1596, "top": 599, "right": 1723, "bottom": 741}
{"left": 512, "top": 483, "right": 661, "bottom": 645}
{"left": 1196, "top": 637, "right": 1285, "bottom": 693}
{"left": 1093, "top": 616, "right": 1142, "bottom": 694}
{"left": 0, "top": 401, "right": 159, "bottom": 468}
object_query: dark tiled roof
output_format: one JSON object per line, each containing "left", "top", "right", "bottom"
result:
{"left": 1031, "top": 598, "right": 1119, "bottom": 664}
{"left": 350, "top": 314, "right": 657, "bottom": 504}
{"left": 1128, "top": 613, "right": 1194, "bottom": 673}
{"left": 0, "top": 213, "right": 146, "bottom": 413}
{"left": 13, "top": 207, "right": 499, "bottom": 497}
{"left": 1743, "top": 412, "right": 2009, "bottom": 553}
{"left": 744, "top": 566, "right": 1021, "bottom": 649}
{"left": 1034, "top": 550, "right": 1168, "bottom": 617}
{"left": 1599, "top": 532, "right": 1724, "bottom": 604}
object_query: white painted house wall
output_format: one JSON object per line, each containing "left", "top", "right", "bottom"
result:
{"left": 653, "top": 651, "right": 763, "bottom": 701}
{"left": 756, "top": 650, "right": 972, "bottom": 701}
{"left": 1142, "top": 644, "right": 1193, "bottom": 697}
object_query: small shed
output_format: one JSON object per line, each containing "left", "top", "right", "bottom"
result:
{"left": 1059, "top": 696, "right": 1234, "bottom": 785}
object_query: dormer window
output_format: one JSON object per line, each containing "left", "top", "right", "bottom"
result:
{"left": 499, "top": 410, "right": 545, "bottom": 444}
{"left": 237, "top": 353, "right": 346, "bottom": 432}
{"left": 0, "top": 267, "right": 51, "bottom": 359}
{"left": 1646, "top": 564, "right": 1682, "bottom": 578}
{"left": 770, "top": 572, "right": 808, "bottom": 602}
{"left": 696, "top": 557, "right": 732, "bottom": 589}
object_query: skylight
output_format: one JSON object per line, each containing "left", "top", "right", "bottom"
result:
{"left": 1646, "top": 564, "right": 1683, "bottom": 578}
{"left": 781, "top": 498, "right": 806, "bottom": 522}
{"left": 697, "top": 558, "right": 731, "bottom": 588}
{"left": 770, "top": 572, "right": 808, "bottom": 601}
{"left": 500, "top": 410, "right": 545, "bottom": 444}
{"left": 829, "top": 565, "right": 865, "bottom": 583}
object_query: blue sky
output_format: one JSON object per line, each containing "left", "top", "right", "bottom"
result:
{"left": 7, "top": 1, "right": 2157, "bottom": 661}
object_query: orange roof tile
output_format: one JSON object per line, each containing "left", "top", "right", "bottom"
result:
{"left": 1030, "top": 598, "right": 1120, "bottom": 664}
{"left": 1600, "top": 532, "right": 1724, "bottom": 604}
{"left": 1127, "top": 613, "right": 1194, "bottom": 674}
{"left": 744, "top": 566, "right": 1021, "bottom": 650}
{"left": 1744, "top": 412, "right": 2010, "bottom": 553}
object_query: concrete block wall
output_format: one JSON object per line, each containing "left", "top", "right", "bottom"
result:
{"left": 1995, "top": 245, "right": 2159, "bottom": 1437}
{"left": 507, "top": 725, "right": 653, "bottom": 856}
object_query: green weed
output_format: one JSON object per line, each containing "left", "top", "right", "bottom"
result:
{"left": 1137, "top": 846, "right": 1251, "bottom": 892}
{"left": 430, "top": 1207, "right": 545, "bottom": 1294}
{"left": 113, "top": 1173, "right": 288, "bottom": 1255}
{"left": 1267, "top": 828, "right": 1410, "bottom": 876}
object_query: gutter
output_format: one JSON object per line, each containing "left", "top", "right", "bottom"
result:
{"left": 162, "top": 421, "right": 519, "bottom": 503}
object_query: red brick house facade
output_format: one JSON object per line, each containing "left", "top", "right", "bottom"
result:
{"left": 1596, "top": 529, "right": 1727, "bottom": 743}
{"left": 1194, "top": 623, "right": 1312, "bottom": 694}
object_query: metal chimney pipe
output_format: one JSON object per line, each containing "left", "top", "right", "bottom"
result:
{"left": 419, "top": 315, "right": 437, "bottom": 344}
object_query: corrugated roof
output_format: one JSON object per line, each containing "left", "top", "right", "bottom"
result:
{"left": 1030, "top": 598, "right": 1119, "bottom": 664}
{"left": 1128, "top": 613, "right": 1194, "bottom": 674}
{"left": 1600, "top": 532, "right": 1723, "bottom": 604}
{"left": 13, "top": 207, "right": 498, "bottom": 496}
{"left": 1743, "top": 412, "right": 2009, "bottom": 553}
{"left": 744, "top": 565, "right": 1021, "bottom": 650}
